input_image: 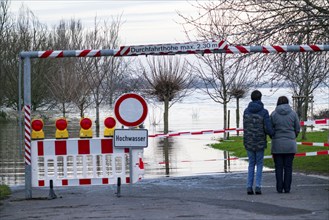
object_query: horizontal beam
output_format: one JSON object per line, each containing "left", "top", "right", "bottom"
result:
{"left": 20, "top": 41, "right": 329, "bottom": 58}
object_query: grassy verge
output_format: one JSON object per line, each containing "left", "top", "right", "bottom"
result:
{"left": 212, "top": 131, "right": 329, "bottom": 176}
{"left": 0, "top": 185, "right": 11, "bottom": 201}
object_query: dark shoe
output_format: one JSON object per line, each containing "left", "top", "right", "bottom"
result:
{"left": 247, "top": 187, "right": 254, "bottom": 195}
{"left": 284, "top": 190, "right": 290, "bottom": 193}
{"left": 255, "top": 187, "right": 262, "bottom": 195}
{"left": 277, "top": 187, "right": 283, "bottom": 193}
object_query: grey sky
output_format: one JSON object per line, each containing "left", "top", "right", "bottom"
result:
{"left": 10, "top": 1, "right": 197, "bottom": 45}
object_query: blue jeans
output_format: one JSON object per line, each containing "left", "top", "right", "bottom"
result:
{"left": 247, "top": 150, "right": 264, "bottom": 188}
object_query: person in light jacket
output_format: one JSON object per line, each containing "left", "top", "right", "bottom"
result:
{"left": 270, "top": 96, "right": 300, "bottom": 193}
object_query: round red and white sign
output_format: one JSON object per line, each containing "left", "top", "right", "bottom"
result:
{"left": 114, "top": 93, "right": 148, "bottom": 127}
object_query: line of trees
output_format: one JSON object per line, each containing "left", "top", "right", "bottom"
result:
{"left": 0, "top": 1, "right": 137, "bottom": 136}
{"left": 178, "top": 0, "right": 329, "bottom": 139}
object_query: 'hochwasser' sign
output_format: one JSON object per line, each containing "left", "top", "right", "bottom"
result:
{"left": 113, "top": 129, "right": 148, "bottom": 148}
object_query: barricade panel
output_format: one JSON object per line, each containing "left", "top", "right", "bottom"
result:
{"left": 31, "top": 137, "right": 145, "bottom": 187}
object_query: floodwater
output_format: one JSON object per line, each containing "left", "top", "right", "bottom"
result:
{"left": 0, "top": 87, "right": 328, "bottom": 186}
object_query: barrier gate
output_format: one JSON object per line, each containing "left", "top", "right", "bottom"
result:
{"left": 31, "top": 138, "right": 144, "bottom": 187}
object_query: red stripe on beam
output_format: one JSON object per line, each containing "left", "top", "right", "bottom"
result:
{"left": 310, "top": 45, "right": 321, "bottom": 51}
{"left": 78, "top": 50, "right": 91, "bottom": 57}
{"left": 272, "top": 46, "right": 285, "bottom": 52}
{"left": 40, "top": 50, "right": 53, "bottom": 58}
{"left": 236, "top": 46, "right": 249, "bottom": 53}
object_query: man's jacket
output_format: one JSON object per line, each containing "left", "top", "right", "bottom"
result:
{"left": 243, "top": 100, "right": 274, "bottom": 151}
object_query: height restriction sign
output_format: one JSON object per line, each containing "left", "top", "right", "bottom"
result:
{"left": 114, "top": 93, "right": 148, "bottom": 127}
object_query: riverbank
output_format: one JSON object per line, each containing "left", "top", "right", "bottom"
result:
{"left": 1, "top": 172, "right": 328, "bottom": 220}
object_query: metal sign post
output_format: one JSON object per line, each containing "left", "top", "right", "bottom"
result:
{"left": 23, "top": 57, "right": 32, "bottom": 199}
{"left": 113, "top": 93, "right": 149, "bottom": 185}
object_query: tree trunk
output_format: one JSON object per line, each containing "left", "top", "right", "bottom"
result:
{"left": 62, "top": 102, "right": 66, "bottom": 118}
{"left": 164, "top": 138, "right": 170, "bottom": 176}
{"left": 164, "top": 97, "right": 169, "bottom": 134}
{"left": 95, "top": 102, "right": 100, "bottom": 137}
{"left": 301, "top": 99, "right": 309, "bottom": 140}
{"left": 223, "top": 103, "right": 227, "bottom": 140}
{"left": 236, "top": 97, "right": 240, "bottom": 136}
{"left": 80, "top": 103, "right": 84, "bottom": 118}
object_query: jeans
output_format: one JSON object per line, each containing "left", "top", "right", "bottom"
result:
{"left": 247, "top": 149, "right": 264, "bottom": 188}
{"left": 273, "top": 153, "right": 295, "bottom": 193}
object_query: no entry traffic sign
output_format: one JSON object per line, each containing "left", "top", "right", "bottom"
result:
{"left": 114, "top": 93, "right": 148, "bottom": 127}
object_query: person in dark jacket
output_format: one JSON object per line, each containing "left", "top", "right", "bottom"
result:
{"left": 243, "top": 90, "right": 274, "bottom": 195}
{"left": 270, "top": 96, "right": 300, "bottom": 193}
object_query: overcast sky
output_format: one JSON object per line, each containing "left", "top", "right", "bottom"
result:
{"left": 9, "top": 0, "right": 198, "bottom": 46}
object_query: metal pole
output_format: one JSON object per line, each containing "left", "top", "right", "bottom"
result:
{"left": 129, "top": 147, "right": 133, "bottom": 185}
{"left": 23, "top": 57, "right": 32, "bottom": 199}
{"left": 18, "top": 58, "right": 23, "bottom": 157}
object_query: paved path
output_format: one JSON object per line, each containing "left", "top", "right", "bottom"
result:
{"left": 1, "top": 172, "right": 328, "bottom": 220}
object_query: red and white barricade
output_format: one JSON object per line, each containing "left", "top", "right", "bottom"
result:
{"left": 31, "top": 137, "right": 144, "bottom": 187}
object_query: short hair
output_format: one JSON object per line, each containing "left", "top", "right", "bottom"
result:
{"left": 277, "top": 96, "right": 289, "bottom": 106}
{"left": 251, "top": 90, "right": 262, "bottom": 101}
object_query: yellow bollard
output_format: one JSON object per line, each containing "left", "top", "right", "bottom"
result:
{"left": 104, "top": 116, "right": 116, "bottom": 137}
{"left": 55, "top": 118, "right": 69, "bottom": 139}
{"left": 80, "top": 117, "right": 93, "bottom": 138}
{"left": 31, "top": 118, "right": 45, "bottom": 140}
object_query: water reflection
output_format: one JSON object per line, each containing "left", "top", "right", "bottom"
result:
{"left": 0, "top": 121, "right": 24, "bottom": 185}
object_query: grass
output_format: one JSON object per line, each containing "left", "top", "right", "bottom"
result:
{"left": 212, "top": 131, "right": 329, "bottom": 176}
{"left": 0, "top": 185, "right": 11, "bottom": 201}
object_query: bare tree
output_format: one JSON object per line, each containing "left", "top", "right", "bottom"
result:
{"left": 227, "top": 0, "right": 329, "bottom": 139}
{"left": 180, "top": 0, "right": 329, "bottom": 140}
{"left": 46, "top": 19, "right": 86, "bottom": 117}
{"left": 81, "top": 16, "right": 128, "bottom": 136}
{"left": 2, "top": 5, "right": 51, "bottom": 111}
{"left": 0, "top": 0, "right": 11, "bottom": 110}
{"left": 138, "top": 56, "right": 194, "bottom": 134}
{"left": 179, "top": 4, "right": 259, "bottom": 138}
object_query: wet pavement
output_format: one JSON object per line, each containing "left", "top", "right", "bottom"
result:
{"left": 1, "top": 171, "right": 328, "bottom": 220}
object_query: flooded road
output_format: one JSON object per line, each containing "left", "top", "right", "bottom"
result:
{"left": 1, "top": 87, "right": 328, "bottom": 185}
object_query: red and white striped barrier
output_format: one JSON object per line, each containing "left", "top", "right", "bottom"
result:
{"left": 149, "top": 128, "right": 243, "bottom": 138}
{"left": 31, "top": 138, "right": 144, "bottom": 187}
{"left": 224, "top": 44, "right": 326, "bottom": 54}
{"left": 297, "top": 142, "right": 329, "bottom": 147}
{"left": 148, "top": 118, "right": 328, "bottom": 138}
{"left": 235, "top": 150, "right": 329, "bottom": 160}
{"left": 24, "top": 43, "right": 329, "bottom": 59}
{"left": 300, "top": 118, "right": 329, "bottom": 126}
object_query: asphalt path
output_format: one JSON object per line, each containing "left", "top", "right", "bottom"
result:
{"left": 1, "top": 172, "right": 328, "bottom": 220}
